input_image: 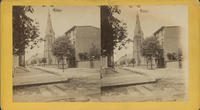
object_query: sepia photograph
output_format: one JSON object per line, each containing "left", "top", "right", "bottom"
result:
{"left": 12, "top": 5, "right": 188, "bottom": 102}
{"left": 100, "top": 5, "right": 188, "bottom": 102}
{"left": 13, "top": 6, "right": 101, "bottom": 102}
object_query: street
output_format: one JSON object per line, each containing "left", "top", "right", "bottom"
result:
{"left": 13, "top": 67, "right": 100, "bottom": 102}
{"left": 13, "top": 65, "right": 187, "bottom": 102}
{"left": 100, "top": 66, "right": 187, "bottom": 102}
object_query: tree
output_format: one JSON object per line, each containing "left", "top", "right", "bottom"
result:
{"left": 31, "top": 59, "right": 37, "bottom": 65}
{"left": 79, "top": 52, "right": 89, "bottom": 61}
{"left": 52, "top": 35, "right": 75, "bottom": 69}
{"left": 129, "top": 58, "right": 136, "bottom": 67}
{"left": 178, "top": 48, "right": 183, "bottom": 68}
{"left": 142, "top": 36, "right": 162, "bottom": 57}
{"left": 39, "top": 58, "right": 43, "bottom": 65}
{"left": 13, "top": 6, "right": 40, "bottom": 66}
{"left": 89, "top": 43, "right": 100, "bottom": 60}
{"left": 41, "top": 58, "right": 47, "bottom": 67}
{"left": 101, "top": 6, "right": 128, "bottom": 67}
{"left": 167, "top": 53, "right": 173, "bottom": 60}
{"left": 141, "top": 36, "right": 162, "bottom": 69}
{"left": 167, "top": 52, "right": 177, "bottom": 61}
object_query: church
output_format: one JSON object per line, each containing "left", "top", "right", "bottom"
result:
{"left": 43, "top": 12, "right": 57, "bottom": 65}
{"left": 115, "top": 13, "right": 146, "bottom": 67}
{"left": 133, "top": 13, "right": 145, "bottom": 66}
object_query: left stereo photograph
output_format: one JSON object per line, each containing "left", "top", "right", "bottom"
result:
{"left": 12, "top": 6, "right": 101, "bottom": 102}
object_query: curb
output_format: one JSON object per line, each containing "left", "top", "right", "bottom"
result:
{"left": 119, "top": 67, "right": 149, "bottom": 76}
{"left": 13, "top": 79, "right": 70, "bottom": 88}
{"left": 32, "top": 66, "right": 59, "bottom": 75}
{"left": 101, "top": 79, "right": 158, "bottom": 88}
{"left": 16, "top": 66, "right": 30, "bottom": 72}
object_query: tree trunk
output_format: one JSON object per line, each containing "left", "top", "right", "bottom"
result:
{"left": 19, "top": 53, "right": 25, "bottom": 67}
{"left": 62, "top": 56, "right": 64, "bottom": 72}
{"left": 18, "top": 46, "right": 25, "bottom": 67}
{"left": 146, "top": 60, "right": 148, "bottom": 69}
{"left": 107, "top": 53, "right": 114, "bottom": 68}
{"left": 58, "top": 60, "right": 59, "bottom": 68}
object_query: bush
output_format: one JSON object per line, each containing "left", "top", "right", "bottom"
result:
{"left": 167, "top": 52, "right": 177, "bottom": 61}
{"left": 130, "top": 58, "right": 136, "bottom": 65}
{"left": 79, "top": 52, "right": 89, "bottom": 61}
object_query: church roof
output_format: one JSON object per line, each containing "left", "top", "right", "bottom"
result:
{"left": 45, "top": 11, "right": 55, "bottom": 35}
{"left": 134, "top": 13, "right": 143, "bottom": 37}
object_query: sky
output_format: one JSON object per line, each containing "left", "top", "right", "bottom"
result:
{"left": 25, "top": 5, "right": 188, "bottom": 61}
{"left": 25, "top": 6, "right": 100, "bottom": 60}
{"left": 114, "top": 5, "right": 188, "bottom": 61}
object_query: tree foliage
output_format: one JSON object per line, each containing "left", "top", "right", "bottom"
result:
{"left": 141, "top": 36, "right": 162, "bottom": 58}
{"left": 13, "top": 6, "right": 40, "bottom": 55}
{"left": 52, "top": 35, "right": 74, "bottom": 59}
{"left": 101, "top": 6, "right": 128, "bottom": 56}
{"left": 41, "top": 58, "right": 47, "bottom": 67}
{"left": 78, "top": 44, "right": 101, "bottom": 61}
{"left": 167, "top": 52, "right": 177, "bottom": 61}
{"left": 79, "top": 52, "right": 89, "bottom": 61}
{"left": 31, "top": 59, "right": 37, "bottom": 65}
{"left": 41, "top": 58, "right": 47, "bottom": 63}
{"left": 89, "top": 43, "right": 100, "bottom": 59}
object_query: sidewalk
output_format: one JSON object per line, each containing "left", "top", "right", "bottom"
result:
{"left": 36, "top": 66, "right": 156, "bottom": 88}
{"left": 13, "top": 67, "right": 68, "bottom": 87}
{"left": 101, "top": 68, "right": 156, "bottom": 87}
{"left": 14, "top": 66, "right": 100, "bottom": 87}
{"left": 34, "top": 66, "right": 100, "bottom": 79}
{"left": 101, "top": 62, "right": 185, "bottom": 88}
{"left": 121, "top": 63, "right": 185, "bottom": 80}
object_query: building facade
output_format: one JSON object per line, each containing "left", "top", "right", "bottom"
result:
{"left": 154, "top": 26, "right": 182, "bottom": 61}
{"left": 44, "top": 12, "right": 57, "bottom": 65}
{"left": 64, "top": 26, "right": 101, "bottom": 68}
{"left": 133, "top": 13, "right": 145, "bottom": 66}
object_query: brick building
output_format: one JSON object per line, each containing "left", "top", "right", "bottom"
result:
{"left": 64, "top": 26, "right": 101, "bottom": 68}
{"left": 154, "top": 26, "right": 183, "bottom": 61}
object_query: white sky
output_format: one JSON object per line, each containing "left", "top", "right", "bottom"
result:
{"left": 114, "top": 5, "right": 188, "bottom": 61}
{"left": 25, "top": 6, "right": 100, "bottom": 60}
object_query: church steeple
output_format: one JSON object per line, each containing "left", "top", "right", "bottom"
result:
{"left": 44, "top": 10, "right": 56, "bottom": 65}
{"left": 45, "top": 11, "right": 55, "bottom": 35}
{"left": 133, "top": 13, "right": 144, "bottom": 66}
{"left": 134, "top": 13, "right": 143, "bottom": 37}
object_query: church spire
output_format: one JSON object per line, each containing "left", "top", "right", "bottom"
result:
{"left": 134, "top": 13, "right": 143, "bottom": 37}
{"left": 45, "top": 10, "right": 55, "bottom": 35}
{"left": 133, "top": 12, "right": 144, "bottom": 66}
{"left": 44, "top": 10, "right": 56, "bottom": 65}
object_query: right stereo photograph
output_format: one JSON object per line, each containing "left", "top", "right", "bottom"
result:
{"left": 100, "top": 5, "right": 188, "bottom": 102}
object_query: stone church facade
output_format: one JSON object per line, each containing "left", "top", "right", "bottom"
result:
{"left": 133, "top": 13, "right": 145, "bottom": 66}
{"left": 44, "top": 12, "right": 57, "bottom": 65}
